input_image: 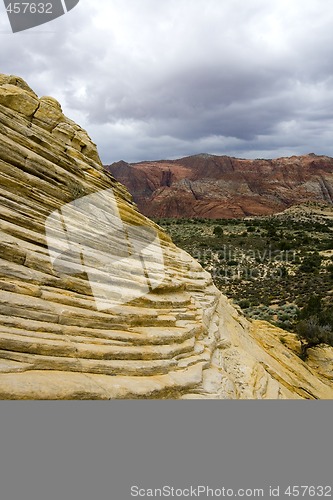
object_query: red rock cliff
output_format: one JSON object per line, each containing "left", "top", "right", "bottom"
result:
{"left": 106, "top": 153, "right": 333, "bottom": 218}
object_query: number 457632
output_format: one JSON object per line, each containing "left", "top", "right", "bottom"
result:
{"left": 5, "top": 3, "right": 53, "bottom": 14}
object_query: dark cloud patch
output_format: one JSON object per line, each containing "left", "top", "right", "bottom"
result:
{"left": 1, "top": 0, "right": 333, "bottom": 163}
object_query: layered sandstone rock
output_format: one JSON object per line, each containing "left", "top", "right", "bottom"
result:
{"left": 1, "top": 74, "right": 332, "bottom": 399}
{"left": 106, "top": 154, "right": 333, "bottom": 218}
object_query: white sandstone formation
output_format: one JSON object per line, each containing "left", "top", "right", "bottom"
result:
{"left": 0, "top": 74, "right": 332, "bottom": 399}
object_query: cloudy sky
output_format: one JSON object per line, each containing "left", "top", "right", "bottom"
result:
{"left": 1, "top": 0, "right": 333, "bottom": 164}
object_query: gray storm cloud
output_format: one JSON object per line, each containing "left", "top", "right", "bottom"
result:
{"left": 1, "top": 0, "right": 333, "bottom": 162}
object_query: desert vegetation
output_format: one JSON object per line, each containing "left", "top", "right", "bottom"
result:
{"left": 155, "top": 203, "right": 333, "bottom": 357}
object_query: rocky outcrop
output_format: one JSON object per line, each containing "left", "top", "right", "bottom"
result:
{"left": 106, "top": 154, "right": 333, "bottom": 218}
{"left": 1, "top": 74, "right": 333, "bottom": 399}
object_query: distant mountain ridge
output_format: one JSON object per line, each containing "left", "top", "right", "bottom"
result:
{"left": 105, "top": 153, "right": 333, "bottom": 218}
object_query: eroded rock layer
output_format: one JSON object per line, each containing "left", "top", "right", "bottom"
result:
{"left": 1, "top": 74, "right": 332, "bottom": 399}
{"left": 106, "top": 154, "right": 333, "bottom": 218}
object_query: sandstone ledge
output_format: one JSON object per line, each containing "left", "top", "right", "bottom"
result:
{"left": 1, "top": 74, "right": 332, "bottom": 399}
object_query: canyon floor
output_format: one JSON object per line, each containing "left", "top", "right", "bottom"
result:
{"left": 156, "top": 202, "right": 333, "bottom": 338}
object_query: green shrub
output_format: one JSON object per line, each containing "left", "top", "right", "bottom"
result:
{"left": 299, "top": 295, "right": 322, "bottom": 319}
{"left": 296, "top": 316, "right": 333, "bottom": 360}
{"left": 213, "top": 226, "right": 224, "bottom": 237}
{"left": 299, "top": 252, "right": 322, "bottom": 273}
{"left": 238, "top": 299, "right": 251, "bottom": 309}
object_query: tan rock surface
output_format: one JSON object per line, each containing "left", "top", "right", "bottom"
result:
{"left": 0, "top": 74, "right": 332, "bottom": 399}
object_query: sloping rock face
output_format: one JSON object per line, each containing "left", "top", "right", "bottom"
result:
{"left": 106, "top": 154, "right": 333, "bottom": 218}
{"left": 1, "top": 74, "right": 333, "bottom": 399}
